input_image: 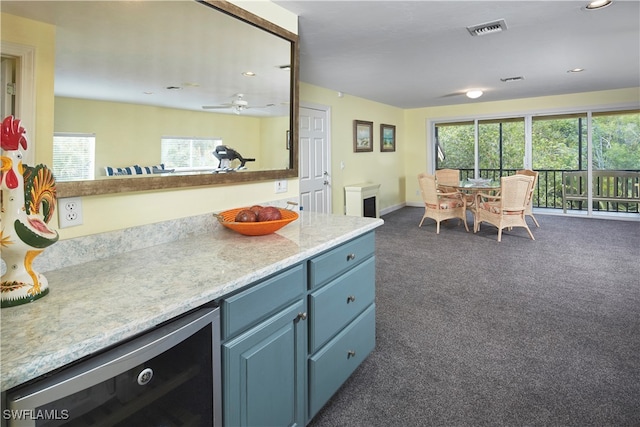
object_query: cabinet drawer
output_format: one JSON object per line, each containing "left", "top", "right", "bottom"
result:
{"left": 221, "top": 264, "right": 304, "bottom": 339}
{"left": 309, "top": 257, "right": 375, "bottom": 352}
{"left": 308, "top": 304, "right": 375, "bottom": 419}
{"left": 308, "top": 232, "right": 375, "bottom": 290}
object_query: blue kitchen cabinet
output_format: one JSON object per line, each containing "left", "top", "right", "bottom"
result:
{"left": 221, "top": 264, "right": 306, "bottom": 427}
{"left": 220, "top": 232, "right": 377, "bottom": 426}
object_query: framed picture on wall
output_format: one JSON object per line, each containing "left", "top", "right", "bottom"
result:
{"left": 353, "top": 120, "right": 374, "bottom": 152}
{"left": 380, "top": 124, "right": 396, "bottom": 152}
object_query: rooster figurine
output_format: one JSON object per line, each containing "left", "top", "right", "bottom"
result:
{"left": 1, "top": 115, "right": 59, "bottom": 308}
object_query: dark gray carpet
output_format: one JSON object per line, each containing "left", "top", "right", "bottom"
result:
{"left": 309, "top": 208, "right": 640, "bottom": 427}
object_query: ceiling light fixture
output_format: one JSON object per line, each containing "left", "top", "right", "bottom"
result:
{"left": 466, "top": 90, "right": 483, "bottom": 99}
{"left": 585, "top": 0, "right": 613, "bottom": 10}
{"left": 567, "top": 68, "right": 585, "bottom": 73}
{"left": 242, "top": 71, "right": 256, "bottom": 77}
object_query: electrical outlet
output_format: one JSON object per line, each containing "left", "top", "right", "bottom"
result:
{"left": 275, "top": 179, "right": 288, "bottom": 193}
{"left": 58, "top": 197, "right": 83, "bottom": 228}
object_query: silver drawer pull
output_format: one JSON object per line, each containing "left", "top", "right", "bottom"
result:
{"left": 296, "top": 312, "right": 307, "bottom": 321}
{"left": 346, "top": 253, "right": 356, "bottom": 261}
{"left": 347, "top": 350, "right": 356, "bottom": 359}
{"left": 346, "top": 295, "right": 356, "bottom": 303}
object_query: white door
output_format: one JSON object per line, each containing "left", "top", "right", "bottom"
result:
{"left": 299, "top": 106, "right": 331, "bottom": 213}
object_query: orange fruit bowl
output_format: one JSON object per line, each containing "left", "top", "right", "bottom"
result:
{"left": 214, "top": 207, "right": 299, "bottom": 236}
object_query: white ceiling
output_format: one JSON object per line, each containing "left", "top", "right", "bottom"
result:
{"left": 274, "top": 0, "right": 640, "bottom": 108}
{"left": 2, "top": 1, "right": 638, "bottom": 113}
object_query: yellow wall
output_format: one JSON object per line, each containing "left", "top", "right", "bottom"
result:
{"left": 55, "top": 97, "right": 287, "bottom": 174}
{"left": 259, "top": 115, "right": 291, "bottom": 170}
{"left": 300, "top": 83, "right": 406, "bottom": 214}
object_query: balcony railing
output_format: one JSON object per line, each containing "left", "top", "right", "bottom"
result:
{"left": 457, "top": 168, "right": 640, "bottom": 213}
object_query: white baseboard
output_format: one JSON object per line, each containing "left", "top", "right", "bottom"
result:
{"left": 380, "top": 203, "right": 409, "bottom": 216}
{"left": 404, "top": 201, "right": 423, "bottom": 208}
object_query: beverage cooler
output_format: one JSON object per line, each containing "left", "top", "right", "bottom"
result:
{"left": 4, "top": 307, "right": 221, "bottom": 427}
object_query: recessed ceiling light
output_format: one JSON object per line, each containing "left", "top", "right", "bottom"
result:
{"left": 567, "top": 68, "right": 585, "bottom": 73}
{"left": 585, "top": 0, "right": 613, "bottom": 10}
{"left": 466, "top": 90, "right": 483, "bottom": 99}
{"left": 242, "top": 71, "right": 256, "bottom": 77}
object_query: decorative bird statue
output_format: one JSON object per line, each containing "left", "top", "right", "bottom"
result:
{"left": 1, "top": 115, "right": 59, "bottom": 308}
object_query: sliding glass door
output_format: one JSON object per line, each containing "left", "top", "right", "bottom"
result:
{"left": 434, "top": 121, "right": 474, "bottom": 177}
{"left": 433, "top": 109, "right": 639, "bottom": 214}
{"left": 435, "top": 118, "right": 526, "bottom": 180}
{"left": 478, "top": 118, "right": 525, "bottom": 180}
{"left": 591, "top": 111, "right": 640, "bottom": 171}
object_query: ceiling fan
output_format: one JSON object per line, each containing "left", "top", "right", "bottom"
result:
{"left": 202, "top": 94, "right": 273, "bottom": 114}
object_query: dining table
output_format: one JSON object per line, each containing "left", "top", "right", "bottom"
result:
{"left": 454, "top": 179, "right": 501, "bottom": 227}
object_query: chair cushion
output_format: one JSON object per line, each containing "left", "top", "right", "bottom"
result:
{"left": 479, "top": 201, "right": 520, "bottom": 215}
{"left": 427, "top": 198, "right": 464, "bottom": 209}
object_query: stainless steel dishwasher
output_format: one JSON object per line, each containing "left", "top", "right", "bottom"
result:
{"left": 4, "top": 307, "right": 221, "bottom": 427}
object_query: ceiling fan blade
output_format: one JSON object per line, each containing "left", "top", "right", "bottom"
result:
{"left": 202, "top": 99, "right": 274, "bottom": 111}
{"left": 246, "top": 103, "right": 276, "bottom": 109}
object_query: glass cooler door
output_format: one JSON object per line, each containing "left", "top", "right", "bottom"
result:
{"left": 5, "top": 308, "right": 221, "bottom": 427}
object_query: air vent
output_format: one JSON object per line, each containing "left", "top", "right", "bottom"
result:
{"left": 467, "top": 19, "right": 507, "bottom": 36}
{"left": 500, "top": 76, "right": 524, "bottom": 82}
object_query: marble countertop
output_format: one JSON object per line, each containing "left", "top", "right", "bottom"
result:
{"left": 1, "top": 211, "right": 383, "bottom": 392}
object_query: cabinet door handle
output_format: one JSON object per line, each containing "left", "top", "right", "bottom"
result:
{"left": 347, "top": 350, "right": 356, "bottom": 359}
{"left": 346, "top": 253, "right": 356, "bottom": 261}
{"left": 295, "top": 312, "right": 307, "bottom": 322}
{"left": 346, "top": 295, "right": 356, "bottom": 303}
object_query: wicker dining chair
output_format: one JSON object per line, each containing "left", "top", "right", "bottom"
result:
{"left": 436, "top": 168, "right": 477, "bottom": 213}
{"left": 418, "top": 173, "right": 469, "bottom": 234}
{"left": 475, "top": 174, "right": 535, "bottom": 242}
{"left": 435, "top": 168, "right": 460, "bottom": 192}
{"left": 516, "top": 169, "right": 540, "bottom": 227}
